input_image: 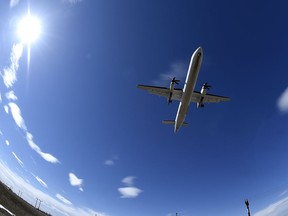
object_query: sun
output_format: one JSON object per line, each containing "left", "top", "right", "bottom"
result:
{"left": 17, "top": 15, "right": 41, "bottom": 44}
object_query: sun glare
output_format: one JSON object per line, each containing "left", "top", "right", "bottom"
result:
{"left": 17, "top": 15, "right": 41, "bottom": 44}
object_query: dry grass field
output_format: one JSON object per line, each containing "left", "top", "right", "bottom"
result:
{"left": 0, "top": 181, "right": 50, "bottom": 216}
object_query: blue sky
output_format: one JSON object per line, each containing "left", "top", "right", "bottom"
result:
{"left": 0, "top": 0, "right": 288, "bottom": 216}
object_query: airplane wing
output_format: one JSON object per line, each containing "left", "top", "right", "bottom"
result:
{"left": 191, "top": 91, "right": 230, "bottom": 103}
{"left": 137, "top": 85, "right": 183, "bottom": 101}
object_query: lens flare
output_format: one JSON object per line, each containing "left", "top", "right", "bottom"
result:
{"left": 17, "top": 15, "right": 41, "bottom": 44}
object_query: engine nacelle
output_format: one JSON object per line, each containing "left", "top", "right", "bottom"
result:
{"left": 168, "top": 81, "right": 175, "bottom": 104}
{"left": 200, "top": 85, "right": 207, "bottom": 95}
{"left": 197, "top": 82, "right": 210, "bottom": 108}
{"left": 167, "top": 77, "right": 179, "bottom": 104}
{"left": 197, "top": 102, "right": 204, "bottom": 108}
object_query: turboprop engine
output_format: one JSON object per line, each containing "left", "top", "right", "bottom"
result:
{"left": 168, "top": 77, "right": 180, "bottom": 104}
{"left": 197, "top": 82, "right": 211, "bottom": 108}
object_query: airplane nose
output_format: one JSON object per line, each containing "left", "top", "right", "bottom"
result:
{"left": 197, "top": 47, "right": 203, "bottom": 56}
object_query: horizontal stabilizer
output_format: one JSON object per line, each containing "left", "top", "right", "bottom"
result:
{"left": 162, "top": 120, "right": 188, "bottom": 126}
{"left": 162, "top": 120, "right": 175, "bottom": 125}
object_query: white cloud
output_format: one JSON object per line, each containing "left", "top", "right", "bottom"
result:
{"left": 280, "top": 190, "right": 288, "bottom": 197}
{"left": 104, "top": 156, "right": 118, "bottom": 166}
{"left": 39, "top": 152, "right": 60, "bottom": 164}
{"left": 12, "top": 152, "right": 24, "bottom": 167}
{"left": 6, "top": 91, "right": 18, "bottom": 101}
{"left": 8, "top": 102, "right": 27, "bottom": 131}
{"left": 4, "top": 105, "right": 9, "bottom": 114}
{"left": 152, "top": 61, "right": 187, "bottom": 86}
{"left": 104, "top": 159, "right": 114, "bottom": 166}
{"left": 6, "top": 101, "right": 60, "bottom": 164}
{"left": 69, "top": 173, "right": 83, "bottom": 191}
{"left": 277, "top": 87, "right": 288, "bottom": 113}
{"left": 122, "top": 176, "right": 135, "bottom": 186}
{"left": 5, "top": 140, "right": 10, "bottom": 146}
{"left": 56, "top": 194, "right": 72, "bottom": 205}
{"left": 26, "top": 132, "right": 60, "bottom": 164}
{"left": 63, "top": 0, "right": 83, "bottom": 4}
{"left": 118, "top": 176, "right": 143, "bottom": 198}
{"left": 33, "top": 174, "right": 48, "bottom": 188}
{"left": 1, "top": 43, "right": 23, "bottom": 88}
{"left": 118, "top": 187, "right": 142, "bottom": 198}
{"left": 0, "top": 161, "right": 107, "bottom": 216}
{"left": 254, "top": 197, "right": 288, "bottom": 216}
{"left": 10, "top": 0, "right": 20, "bottom": 8}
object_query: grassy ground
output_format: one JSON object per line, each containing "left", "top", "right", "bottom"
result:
{"left": 0, "top": 181, "right": 51, "bottom": 216}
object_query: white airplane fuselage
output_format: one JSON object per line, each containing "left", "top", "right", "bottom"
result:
{"left": 174, "top": 47, "right": 203, "bottom": 132}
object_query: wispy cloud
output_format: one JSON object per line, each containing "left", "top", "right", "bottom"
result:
{"left": 104, "top": 160, "right": 114, "bottom": 166}
{"left": 0, "top": 161, "right": 107, "bottom": 216}
{"left": 118, "top": 176, "right": 142, "bottom": 198}
{"left": 104, "top": 156, "right": 118, "bottom": 166}
{"left": 32, "top": 174, "right": 48, "bottom": 188}
{"left": 277, "top": 87, "right": 288, "bottom": 113}
{"left": 152, "top": 61, "right": 187, "bottom": 86}
{"left": 12, "top": 152, "right": 24, "bottom": 167}
{"left": 122, "top": 176, "right": 136, "bottom": 186}
{"left": 10, "top": 0, "right": 83, "bottom": 8}
{"left": 26, "top": 132, "right": 60, "bottom": 164}
{"left": 280, "top": 190, "right": 288, "bottom": 197}
{"left": 63, "top": 0, "right": 83, "bottom": 4}
{"left": 2, "top": 48, "right": 59, "bottom": 164}
{"left": 4, "top": 105, "right": 9, "bottom": 114}
{"left": 1, "top": 43, "right": 23, "bottom": 88}
{"left": 7, "top": 103, "right": 59, "bottom": 164}
{"left": 8, "top": 102, "right": 27, "bottom": 131}
{"left": 56, "top": 194, "right": 72, "bottom": 205}
{"left": 69, "top": 173, "right": 83, "bottom": 191}
{"left": 254, "top": 197, "right": 288, "bottom": 216}
{"left": 6, "top": 91, "right": 18, "bottom": 101}
{"left": 10, "top": 0, "right": 20, "bottom": 8}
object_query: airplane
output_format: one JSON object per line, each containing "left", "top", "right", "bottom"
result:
{"left": 137, "top": 47, "right": 230, "bottom": 133}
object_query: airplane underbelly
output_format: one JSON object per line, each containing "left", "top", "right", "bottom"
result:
{"left": 175, "top": 47, "right": 203, "bottom": 132}
{"left": 183, "top": 51, "right": 202, "bottom": 92}
{"left": 176, "top": 102, "right": 189, "bottom": 125}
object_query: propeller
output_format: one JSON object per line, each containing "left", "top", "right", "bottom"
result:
{"left": 203, "top": 82, "right": 211, "bottom": 90}
{"left": 170, "top": 77, "right": 180, "bottom": 85}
